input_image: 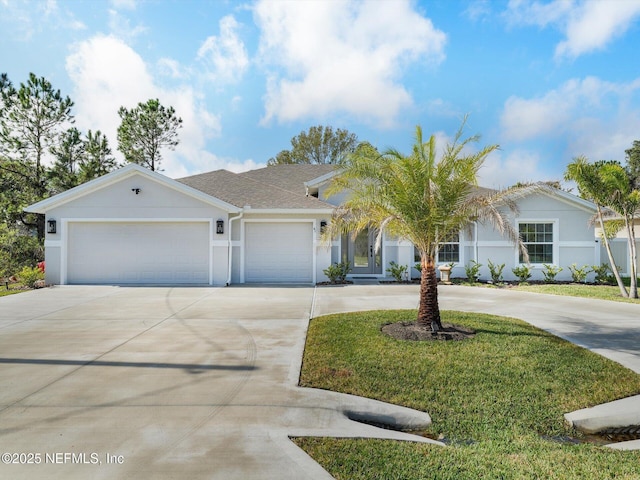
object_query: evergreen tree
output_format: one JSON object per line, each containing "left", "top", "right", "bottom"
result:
{"left": 117, "top": 98, "right": 182, "bottom": 172}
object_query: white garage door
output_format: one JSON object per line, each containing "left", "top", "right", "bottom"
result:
{"left": 67, "top": 222, "right": 210, "bottom": 285}
{"left": 245, "top": 222, "right": 313, "bottom": 283}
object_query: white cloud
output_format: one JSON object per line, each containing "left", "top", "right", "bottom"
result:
{"left": 556, "top": 0, "right": 640, "bottom": 58}
{"left": 197, "top": 15, "right": 249, "bottom": 84}
{"left": 479, "top": 149, "right": 542, "bottom": 188}
{"left": 504, "top": 0, "right": 574, "bottom": 28}
{"left": 110, "top": 0, "right": 136, "bottom": 9}
{"left": 157, "top": 58, "right": 189, "bottom": 79}
{"left": 504, "top": 0, "right": 640, "bottom": 59}
{"left": 464, "top": 0, "right": 493, "bottom": 22}
{"left": 65, "top": 35, "right": 227, "bottom": 178}
{"left": 253, "top": 0, "right": 446, "bottom": 127}
{"left": 0, "top": 0, "right": 85, "bottom": 40}
{"left": 501, "top": 76, "right": 640, "bottom": 141}
{"left": 108, "top": 9, "right": 147, "bottom": 40}
{"left": 500, "top": 76, "right": 640, "bottom": 173}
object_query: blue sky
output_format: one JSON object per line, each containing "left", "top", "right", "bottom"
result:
{"left": 2, "top": 0, "right": 640, "bottom": 187}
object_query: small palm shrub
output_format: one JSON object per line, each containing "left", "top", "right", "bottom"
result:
{"left": 464, "top": 260, "right": 482, "bottom": 283}
{"left": 512, "top": 264, "right": 532, "bottom": 283}
{"left": 542, "top": 264, "right": 562, "bottom": 283}
{"left": 592, "top": 263, "right": 614, "bottom": 285}
{"left": 323, "top": 262, "right": 352, "bottom": 284}
{"left": 569, "top": 263, "right": 591, "bottom": 283}
{"left": 487, "top": 259, "right": 505, "bottom": 284}
{"left": 18, "top": 266, "right": 44, "bottom": 289}
{"left": 386, "top": 261, "right": 408, "bottom": 282}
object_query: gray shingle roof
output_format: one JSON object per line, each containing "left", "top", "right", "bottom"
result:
{"left": 239, "top": 164, "right": 337, "bottom": 196}
{"left": 176, "top": 165, "right": 336, "bottom": 210}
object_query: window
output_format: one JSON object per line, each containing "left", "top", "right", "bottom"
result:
{"left": 413, "top": 232, "right": 460, "bottom": 264}
{"left": 519, "top": 223, "right": 553, "bottom": 263}
{"left": 438, "top": 233, "right": 460, "bottom": 263}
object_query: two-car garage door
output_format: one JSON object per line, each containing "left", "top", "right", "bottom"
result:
{"left": 244, "top": 222, "right": 313, "bottom": 283}
{"left": 67, "top": 222, "right": 210, "bottom": 285}
{"left": 65, "top": 221, "right": 314, "bottom": 285}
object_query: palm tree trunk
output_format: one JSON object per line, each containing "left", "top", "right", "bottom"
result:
{"left": 626, "top": 218, "right": 638, "bottom": 299}
{"left": 417, "top": 255, "right": 442, "bottom": 332}
{"left": 596, "top": 206, "right": 628, "bottom": 297}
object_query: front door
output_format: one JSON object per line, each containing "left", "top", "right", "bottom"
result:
{"left": 348, "top": 228, "right": 382, "bottom": 275}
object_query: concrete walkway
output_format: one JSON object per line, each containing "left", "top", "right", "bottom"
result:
{"left": 0, "top": 284, "right": 638, "bottom": 478}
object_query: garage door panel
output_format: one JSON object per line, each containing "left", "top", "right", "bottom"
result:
{"left": 245, "top": 222, "right": 313, "bottom": 283}
{"left": 67, "top": 222, "right": 210, "bottom": 285}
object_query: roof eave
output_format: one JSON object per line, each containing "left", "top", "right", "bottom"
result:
{"left": 242, "top": 208, "right": 335, "bottom": 215}
{"left": 304, "top": 169, "right": 340, "bottom": 188}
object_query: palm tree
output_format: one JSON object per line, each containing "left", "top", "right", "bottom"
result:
{"left": 599, "top": 162, "right": 639, "bottom": 298}
{"left": 565, "top": 157, "right": 638, "bottom": 298}
{"left": 326, "top": 120, "right": 527, "bottom": 332}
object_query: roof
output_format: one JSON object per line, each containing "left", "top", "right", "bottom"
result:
{"left": 177, "top": 164, "right": 337, "bottom": 210}
{"left": 239, "top": 164, "right": 337, "bottom": 196}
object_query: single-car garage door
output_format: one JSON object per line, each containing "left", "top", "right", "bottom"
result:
{"left": 67, "top": 222, "right": 210, "bottom": 285}
{"left": 245, "top": 222, "right": 313, "bottom": 283}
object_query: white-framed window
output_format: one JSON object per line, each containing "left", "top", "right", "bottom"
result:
{"left": 413, "top": 232, "right": 461, "bottom": 264}
{"left": 519, "top": 222, "right": 554, "bottom": 264}
{"left": 438, "top": 232, "right": 460, "bottom": 263}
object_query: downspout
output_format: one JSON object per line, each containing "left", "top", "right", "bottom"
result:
{"left": 474, "top": 221, "right": 479, "bottom": 264}
{"left": 226, "top": 211, "right": 243, "bottom": 286}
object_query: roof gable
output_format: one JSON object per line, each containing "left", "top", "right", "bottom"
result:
{"left": 506, "top": 183, "right": 597, "bottom": 213}
{"left": 26, "top": 164, "right": 241, "bottom": 214}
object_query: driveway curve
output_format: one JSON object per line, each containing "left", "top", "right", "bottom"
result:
{"left": 0, "top": 284, "right": 638, "bottom": 479}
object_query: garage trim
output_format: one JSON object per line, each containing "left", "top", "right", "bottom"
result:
{"left": 240, "top": 219, "right": 317, "bottom": 284}
{"left": 61, "top": 218, "right": 214, "bottom": 285}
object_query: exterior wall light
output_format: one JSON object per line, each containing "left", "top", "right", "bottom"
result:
{"left": 320, "top": 220, "right": 327, "bottom": 233}
{"left": 131, "top": 188, "right": 141, "bottom": 194}
{"left": 47, "top": 219, "right": 57, "bottom": 234}
{"left": 216, "top": 219, "right": 224, "bottom": 234}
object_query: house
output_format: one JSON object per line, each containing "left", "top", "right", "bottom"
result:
{"left": 26, "top": 163, "right": 599, "bottom": 286}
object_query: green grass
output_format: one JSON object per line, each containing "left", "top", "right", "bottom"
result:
{"left": 0, "top": 284, "right": 27, "bottom": 297}
{"left": 512, "top": 283, "right": 640, "bottom": 303}
{"left": 450, "top": 278, "right": 640, "bottom": 304}
{"left": 295, "top": 310, "right": 640, "bottom": 479}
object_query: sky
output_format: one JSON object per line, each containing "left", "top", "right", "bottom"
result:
{"left": 1, "top": 0, "right": 640, "bottom": 188}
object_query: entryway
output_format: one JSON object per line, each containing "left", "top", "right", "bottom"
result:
{"left": 344, "top": 227, "right": 382, "bottom": 275}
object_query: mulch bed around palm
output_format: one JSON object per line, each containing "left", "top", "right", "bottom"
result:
{"left": 381, "top": 321, "right": 476, "bottom": 341}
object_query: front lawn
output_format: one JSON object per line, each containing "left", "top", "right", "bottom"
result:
{"left": 512, "top": 282, "right": 640, "bottom": 303}
{"left": 296, "top": 310, "right": 640, "bottom": 479}
{"left": 447, "top": 278, "right": 640, "bottom": 304}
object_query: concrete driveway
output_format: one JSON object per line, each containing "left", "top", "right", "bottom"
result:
{"left": 0, "top": 284, "right": 639, "bottom": 479}
{"left": 0, "top": 285, "right": 438, "bottom": 480}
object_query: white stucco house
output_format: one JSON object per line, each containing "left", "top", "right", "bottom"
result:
{"left": 26, "top": 163, "right": 600, "bottom": 286}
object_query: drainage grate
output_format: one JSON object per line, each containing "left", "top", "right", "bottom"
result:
{"left": 595, "top": 425, "right": 640, "bottom": 443}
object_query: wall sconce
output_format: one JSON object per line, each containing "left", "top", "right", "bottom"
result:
{"left": 216, "top": 219, "right": 224, "bottom": 234}
{"left": 320, "top": 220, "right": 327, "bottom": 233}
{"left": 131, "top": 188, "right": 141, "bottom": 195}
{"left": 47, "top": 219, "right": 57, "bottom": 234}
